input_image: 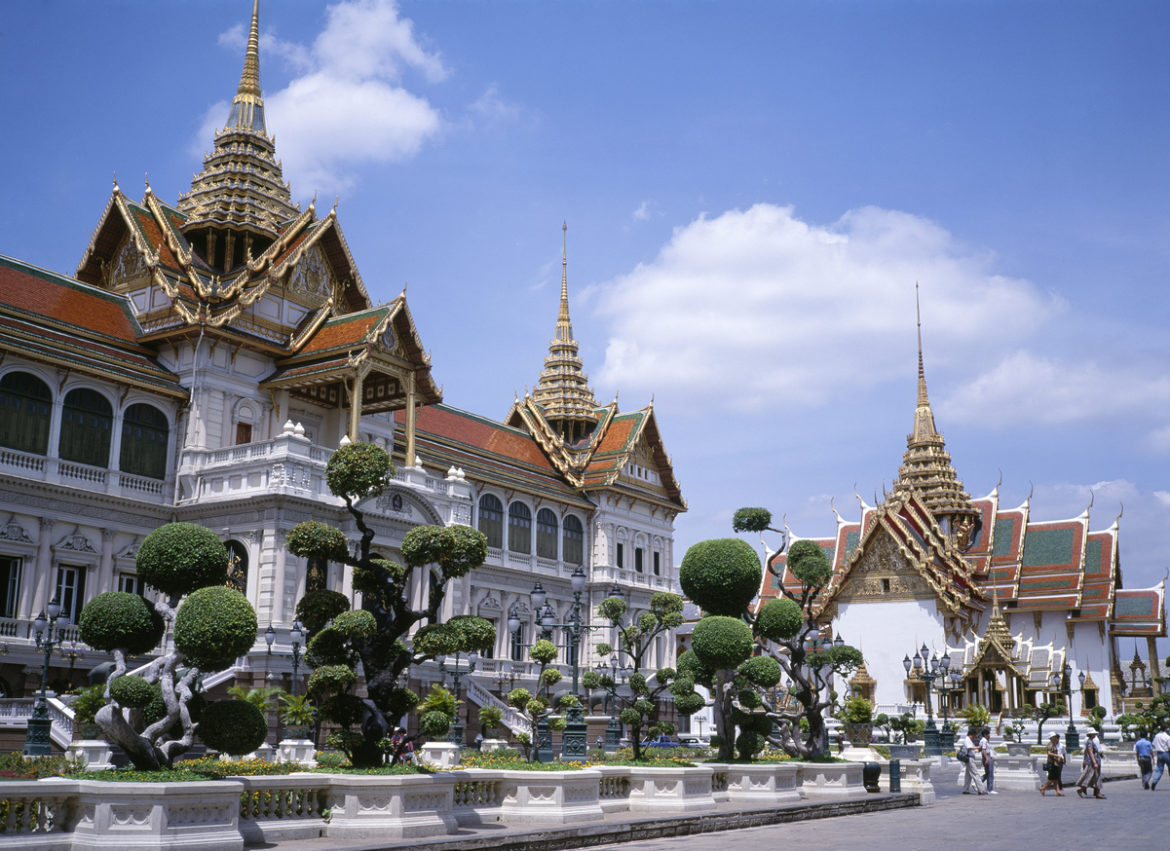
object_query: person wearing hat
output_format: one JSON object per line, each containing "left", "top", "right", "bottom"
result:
{"left": 1040, "top": 733, "right": 1065, "bottom": 796}
{"left": 1076, "top": 729, "right": 1104, "bottom": 798}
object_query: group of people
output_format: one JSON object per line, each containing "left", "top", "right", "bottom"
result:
{"left": 1039, "top": 729, "right": 1106, "bottom": 797}
{"left": 1132, "top": 724, "right": 1170, "bottom": 790}
{"left": 959, "top": 726, "right": 998, "bottom": 795}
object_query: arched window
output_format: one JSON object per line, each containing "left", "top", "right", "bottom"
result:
{"left": 225, "top": 540, "right": 248, "bottom": 593}
{"left": 563, "top": 515, "right": 584, "bottom": 565}
{"left": 60, "top": 388, "right": 113, "bottom": 467}
{"left": 0, "top": 372, "right": 51, "bottom": 455}
{"left": 478, "top": 494, "right": 503, "bottom": 549}
{"left": 508, "top": 502, "right": 532, "bottom": 554}
{"left": 536, "top": 509, "right": 558, "bottom": 560}
{"left": 119, "top": 403, "right": 169, "bottom": 479}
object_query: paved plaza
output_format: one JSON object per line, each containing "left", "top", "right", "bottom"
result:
{"left": 592, "top": 777, "right": 1158, "bottom": 851}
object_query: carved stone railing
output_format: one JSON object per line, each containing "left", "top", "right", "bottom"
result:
{"left": 0, "top": 697, "right": 74, "bottom": 749}
{"left": 464, "top": 677, "right": 531, "bottom": 736}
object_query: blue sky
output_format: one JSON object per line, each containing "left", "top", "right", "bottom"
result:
{"left": 2, "top": 1, "right": 1168, "bottom": 648}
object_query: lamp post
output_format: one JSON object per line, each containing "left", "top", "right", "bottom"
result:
{"left": 438, "top": 651, "right": 479, "bottom": 746}
{"left": 596, "top": 656, "right": 632, "bottom": 751}
{"left": 509, "top": 568, "right": 594, "bottom": 760}
{"left": 265, "top": 620, "right": 306, "bottom": 697}
{"left": 24, "top": 598, "right": 64, "bottom": 756}
{"left": 935, "top": 669, "right": 961, "bottom": 752}
{"left": 904, "top": 643, "right": 948, "bottom": 756}
{"left": 57, "top": 639, "right": 86, "bottom": 690}
{"left": 1050, "top": 662, "right": 1080, "bottom": 752}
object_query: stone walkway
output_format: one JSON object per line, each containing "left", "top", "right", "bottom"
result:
{"left": 249, "top": 774, "right": 1160, "bottom": 851}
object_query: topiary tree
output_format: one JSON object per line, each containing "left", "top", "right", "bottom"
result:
{"left": 506, "top": 637, "right": 577, "bottom": 761}
{"left": 678, "top": 510, "right": 864, "bottom": 760}
{"left": 592, "top": 590, "right": 690, "bottom": 760}
{"left": 286, "top": 442, "right": 494, "bottom": 767}
{"left": 199, "top": 699, "right": 268, "bottom": 756}
{"left": 78, "top": 522, "right": 257, "bottom": 769}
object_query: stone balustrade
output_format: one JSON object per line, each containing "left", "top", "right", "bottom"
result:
{"left": 0, "top": 761, "right": 868, "bottom": 849}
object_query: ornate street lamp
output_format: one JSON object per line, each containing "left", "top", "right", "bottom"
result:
{"left": 597, "top": 656, "right": 632, "bottom": 751}
{"left": 510, "top": 568, "right": 597, "bottom": 760}
{"left": 904, "top": 642, "right": 948, "bottom": 756}
{"left": 57, "top": 639, "right": 86, "bottom": 690}
{"left": 438, "top": 651, "right": 479, "bottom": 746}
{"left": 265, "top": 620, "right": 306, "bottom": 697}
{"left": 1050, "top": 662, "right": 1080, "bottom": 752}
{"left": 24, "top": 598, "right": 64, "bottom": 756}
{"left": 935, "top": 668, "right": 962, "bottom": 751}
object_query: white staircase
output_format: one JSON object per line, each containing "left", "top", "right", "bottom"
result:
{"left": 464, "top": 677, "right": 531, "bottom": 736}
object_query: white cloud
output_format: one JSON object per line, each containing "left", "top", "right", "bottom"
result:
{"left": 471, "top": 85, "right": 523, "bottom": 123}
{"left": 595, "top": 203, "right": 1057, "bottom": 410}
{"left": 942, "top": 352, "right": 1170, "bottom": 428}
{"left": 632, "top": 201, "right": 651, "bottom": 222}
{"left": 208, "top": 0, "right": 445, "bottom": 196}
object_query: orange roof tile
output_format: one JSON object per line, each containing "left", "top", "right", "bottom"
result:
{"left": 0, "top": 256, "right": 140, "bottom": 341}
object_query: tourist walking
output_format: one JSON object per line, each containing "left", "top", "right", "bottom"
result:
{"left": 1076, "top": 729, "right": 1104, "bottom": 798}
{"left": 1040, "top": 733, "right": 1065, "bottom": 796}
{"left": 960, "top": 727, "right": 986, "bottom": 795}
{"left": 1149, "top": 724, "right": 1170, "bottom": 790}
{"left": 980, "top": 726, "right": 997, "bottom": 794}
{"left": 1134, "top": 732, "right": 1154, "bottom": 789}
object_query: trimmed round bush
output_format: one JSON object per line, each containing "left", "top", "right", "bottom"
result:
{"left": 331, "top": 608, "right": 377, "bottom": 639}
{"left": 786, "top": 539, "right": 833, "bottom": 589}
{"left": 79, "top": 591, "right": 165, "bottom": 654}
{"left": 691, "top": 616, "right": 754, "bottom": 670}
{"left": 307, "top": 664, "right": 357, "bottom": 699}
{"left": 735, "top": 729, "right": 767, "bottom": 760}
{"left": 679, "top": 538, "right": 762, "bottom": 616}
{"left": 756, "top": 597, "right": 804, "bottom": 641}
{"left": 738, "top": 655, "right": 783, "bottom": 688}
{"left": 326, "top": 441, "right": 393, "bottom": 499}
{"left": 136, "top": 523, "right": 229, "bottom": 597}
{"left": 173, "top": 586, "right": 257, "bottom": 672}
{"left": 109, "top": 674, "right": 155, "bottom": 708}
{"left": 295, "top": 589, "right": 350, "bottom": 632}
{"left": 287, "top": 521, "right": 350, "bottom": 562}
{"left": 674, "top": 692, "right": 707, "bottom": 716}
{"left": 401, "top": 524, "right": 487, "bottom": 577}
{"left": 420, "top": 710, "right": 451, "bottom": 738}
{"left": 731, "top": 507, "right": 772, "bottom": 533}
{"left": 320, "top": 693, "right": 365, "bottom": 727}
{"left": 305, "top": 626, "right": 352, "bottom": 669}
{"left": 199, "top": 699, "right": 268, "bottom": 756}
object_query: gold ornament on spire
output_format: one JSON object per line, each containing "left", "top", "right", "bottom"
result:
{"left": 178, "top": 0, "right": 299, "bottom": 253}
{"left": 530, "top": 222, "right": 599, "bottom": 444}
{"left": 891, "top": 284, "right": 980, "bottom": 543}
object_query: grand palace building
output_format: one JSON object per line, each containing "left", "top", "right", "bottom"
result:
{"left": 759, "top": 312, "right": 1166, "bottom": 724}
{"left": 0, "top": 2, "right": 684, "bottom": 749}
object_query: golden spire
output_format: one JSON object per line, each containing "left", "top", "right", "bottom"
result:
{"left": 178, "top": 0, "right": 299, "bottom": 253}
{"left": 226, "top": 0, "right": 266, "bottom": 133}
{"left": 891, "top": 284, "right": 979, "bottom": 531}
{"left": 530, "top": 222, "right": 600, "bottom": 444}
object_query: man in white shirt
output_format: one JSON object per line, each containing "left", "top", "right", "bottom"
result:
{"left": 961, "top": 727, "right": 986, "bottom": 795}
{"left": 1150, "top": 725, "right": 1170, "bottom": 791}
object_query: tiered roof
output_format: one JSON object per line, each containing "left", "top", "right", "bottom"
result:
{"left": 0, "top": 255, "right": 184, "bottom": 398}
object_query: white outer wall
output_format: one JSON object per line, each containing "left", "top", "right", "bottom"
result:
{"left": 835, "top": 598, "right": 946, "bottom": 711}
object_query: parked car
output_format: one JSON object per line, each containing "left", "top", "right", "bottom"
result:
{"left": 676, "top": 736, "right": 710, "bottom": 749}
{"left": 640, "top": 736, "right": 680, "bottom": 748}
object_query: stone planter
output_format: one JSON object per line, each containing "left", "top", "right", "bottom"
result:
{"left": 1005, "top": 742, "right": 1030, "bottom": 757}
{"left": 625, "top": 766, "right": 717, "bottom": 814}
{"left": 71, "top": 778, "right": 244, "bottom": 850}
{"left": 68, "top": 739, "right": 114, "bottom": 771}
{"left": 497, "top": 769, "right": 604, "bottom": 824}
{"left": 418, "top": 741, "right": 461, "bottom": 769}
{"left": 709, "top": 762, "right": 800, "bottom": 805}
{"left": 277, "top": 737, "right": 318, "bottom": 767}
{"left": 888, "top": 743, "right": 923, "bottom": 760}
{"left": 843, "top": 722, "right": 872, "bottom": 747}
{"left": 797, "top": 761, "right": 867, "bottom": 799}
{"left": 480, "top": 737, "right": 508, "bottom": 753}
{"left": 324, "top": 774, "right": 457, "bottom": 840}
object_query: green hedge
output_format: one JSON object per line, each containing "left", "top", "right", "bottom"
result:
{"left": 136, "top": 523, "right": 229, "bottom": 596}
{"left": 679, "top": 538, "right": 761, "bottom": 616}
{"left": 79, "top": 591, "right": 165, "bottom": 654}
{"left": 173, "top": 586, "right": 257, "bottom": 671}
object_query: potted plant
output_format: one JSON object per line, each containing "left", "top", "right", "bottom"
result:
{"left": 71, "top": 684, "right": 107, "bottom": 740}
{"left": 887, "top": 711, "right": 925, "bottom": 759}
{"left": 278, "top": 693, "right": 317, "bottom": 740}
{"left": 840, "top": 695, "right": 873, "bottom": 746}
{"left": 478, "top": 705, "right": 505, "bottom": 751}
{"left": 1003, "top": 718, "right": 1030, "bottom": 755}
